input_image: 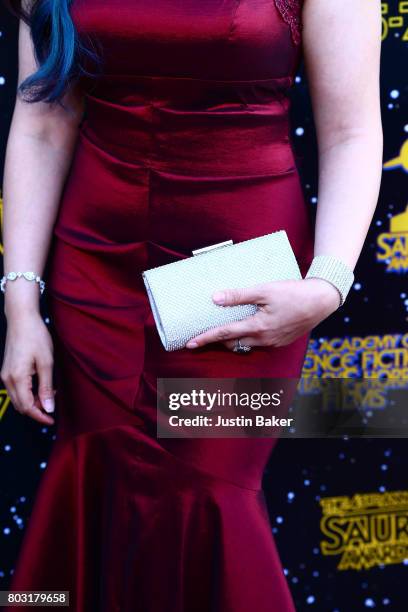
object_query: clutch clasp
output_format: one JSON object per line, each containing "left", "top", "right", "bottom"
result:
{"left": 192, "top": 239, "right": 233, "bottom": 256}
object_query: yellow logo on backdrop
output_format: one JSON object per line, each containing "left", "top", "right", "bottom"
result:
{"left": 376, "top": 139, "right": 408, "bottom": 272}
{"left": 301, "top": 333, "right": 408, "bottom": 412}
{"left": 377, "top": 204, "right": 408, "bottom": 272}
{"left": 381, "top": 2, "right": 408, "bottom": 41}
{"left": 303, "top": 333, "right": 408, "bottom": 380}
{"left": 383, "top": 139, "right": 408, "bottom": 173}
{"left": 0, "top": 390, "right": 11, "bottom": 421}
{"left": 320, "top": 491, "right": 408, "bottom": 571}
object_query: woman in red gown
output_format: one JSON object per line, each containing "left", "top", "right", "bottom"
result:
{"left": 1, "top": 0, "right": 382, "bottom": 610}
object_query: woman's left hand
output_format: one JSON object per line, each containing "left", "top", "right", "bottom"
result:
{"left": 185, "top": 277, "right": 342, "bottom": 351}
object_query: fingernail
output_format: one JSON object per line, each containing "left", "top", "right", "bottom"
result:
{"left": 212, "top": 292, "right": 225, "bottom": 305}
{"left": 186, "top": 341, "right": 198, "bottom": 348}
{"left": 43, "top": 398, "right": 55, "bottom": 413}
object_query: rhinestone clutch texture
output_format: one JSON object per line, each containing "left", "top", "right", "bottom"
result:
{"left": 142, "top": 230, "right": 302, "bottom": 351}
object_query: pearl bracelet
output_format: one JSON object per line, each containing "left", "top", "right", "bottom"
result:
{"left": 0, "top": 271, "right": 46, "bottom": 295}
{"left": 305, "top": 255, "right": 354, "bottom": 308}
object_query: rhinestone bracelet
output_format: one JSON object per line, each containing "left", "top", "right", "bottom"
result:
{"left": 305, "top": 255, "right": 354, "bottom": 308}
{"left": 0, "top": 271, "right": 46, "bottom": 295}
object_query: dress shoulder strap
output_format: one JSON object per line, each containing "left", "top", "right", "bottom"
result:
{"left": 274, "top": 0, "right": 303, "bottom": 46}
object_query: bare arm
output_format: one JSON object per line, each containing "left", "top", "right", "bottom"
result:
{"left": 3, "top": 16, "right": 84, "bottom": 316}
{"left": 1, "top": 12, "right": 84, "bottom": 423}
{"left": 185, "top": 0, "right": 383, "bottom": 351}
{"left": 302, "top": 0, "right": 383, "bottom": 269}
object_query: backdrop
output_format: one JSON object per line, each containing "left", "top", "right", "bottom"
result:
{"left": 0, "top": 2, "right": 407, "bottom": 610}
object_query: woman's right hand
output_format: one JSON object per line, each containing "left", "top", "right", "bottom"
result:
{"left": 1, "top": 307, "right": 57, "bottom": 425}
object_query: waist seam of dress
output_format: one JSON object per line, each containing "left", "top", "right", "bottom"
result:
{"left": 78, "top": 127, "right": 298, "bottom": 179}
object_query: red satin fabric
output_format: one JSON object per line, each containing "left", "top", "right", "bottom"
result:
{"left": 7, "top": 1, "right": 314, "bottom": 610}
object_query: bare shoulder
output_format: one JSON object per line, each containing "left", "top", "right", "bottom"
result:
{"left": 15, "top": 12, "right": 85, "bottom": 128}
{"left": 301, "top": 0, "right": 382, "bottom": 78}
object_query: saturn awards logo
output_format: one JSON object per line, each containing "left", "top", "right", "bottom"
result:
{"left": 376, "top": 139, "right": 408, "bottom": 272}
{"left": 320, "top": 491, "right": 408, "bottom": 571}
{"left": 376, "top": 203, "right": 408, "bottom": 273}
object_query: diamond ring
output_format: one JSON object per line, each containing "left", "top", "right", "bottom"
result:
{"left": 232, "top": 338, "right": 252, "bottom": 354}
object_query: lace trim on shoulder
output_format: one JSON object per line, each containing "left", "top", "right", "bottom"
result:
{"left": 274, "top": 0, "right": 303, "bottom": 46}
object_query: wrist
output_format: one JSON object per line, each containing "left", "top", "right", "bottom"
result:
{"left": 4, "top": 283, "right": 42, "bottom": 319}
{"left": 304, "top": 254, "right": 355, "bottom": 307}
{"left": 303, "top": 277, "right": 342, "bottom": 311}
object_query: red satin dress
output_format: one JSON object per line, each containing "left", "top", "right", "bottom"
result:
{"left": 8, "top": 1, "right": 315, "bottom": 610}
